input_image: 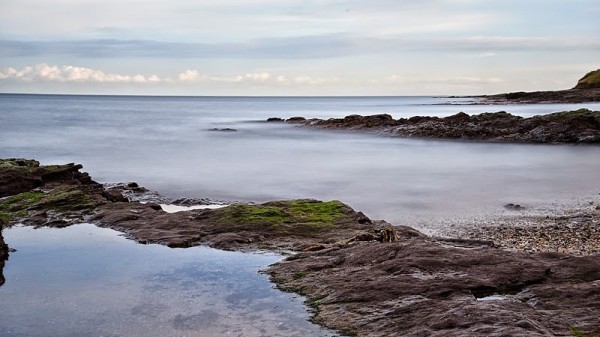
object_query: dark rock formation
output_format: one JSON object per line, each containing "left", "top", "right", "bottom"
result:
{"left": 0, "top": 159, "right": 109, "bottom": 228}
{"left": 0, "top": 228, "right": 7, "bottom": 286}
{"left": 504, "top": 203, "right": 525, "bottom": 210}
{"left": 478, "top": 71, "right": 600, "bottom": 103}
{"left": 90, "top": 199, "right": 374, "bottom": 250}
{"left": 286, "top": 109, "right": 600, "bottom": 143}
{"left": 481, "top": 88, "right": 600, "bottom": 104}
{"left": 0, "top": 158, "right": 99, "bottom": 198}
{"left": 267, "top": 227, "right": 600, "bottom": 337}
{"left": 286, "top": 116, "right": 307, "bottom": 123}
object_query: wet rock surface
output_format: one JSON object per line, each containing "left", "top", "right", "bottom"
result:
{"left": 0, "top": 228, "right": 7, "bottom": 286}
{"left": 1, "top": 159, "right": 599, "bottom": 336}
{"left": 0, "top": 158, "right": 99, "bottom": 197}
{"left": 282, "top": 108, "right": 600, "bottom": 143}
{"left": 90, "top": 199, "right": 373, "bottom": 251}
{"left": 267, "top": 229, "right": 600, "bottom": 337}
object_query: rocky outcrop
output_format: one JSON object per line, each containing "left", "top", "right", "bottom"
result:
{"left": 479, "top": 70, "right": 600, "bottom": 103}
{"left": 90, "top": 199, "right": 374, "bottom": 251}
{"left": 286, "top": 109, "right": 600, "bottom": 143}
{"left": 1, "top": 159, "right": 599, "bottom": 336}
{"left": 481, "top": 88, "right": 600, "bottom": 104}
{"left": 267, "top": 227, "right": 600, "bottom": 337}
{"left": 0, "top": 158, "right": 100, "bottom": 198}
{"left": 0, "top": 158, "right": 114, "bottom": 228}
{"left": 0, "top": 159, "right": 374, "bottom": 251}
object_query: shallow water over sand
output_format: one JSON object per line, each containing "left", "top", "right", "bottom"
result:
{"left": 0, "top": 224, "right": 337, "bottom": 337}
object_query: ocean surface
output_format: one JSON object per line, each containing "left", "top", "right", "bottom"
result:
{"left": 2, "top": 94, "right": 600, "bottom": 336}
{"left": 1, "top": 94, "right": 600, "bottom": 231}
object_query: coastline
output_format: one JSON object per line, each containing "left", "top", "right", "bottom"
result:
{"left": 1, "top": 158, "right": 599, "bottom": 337}
{"left": 476, "top": 88, "right": 600, "bottom": 104}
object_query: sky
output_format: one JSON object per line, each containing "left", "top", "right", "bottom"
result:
{"left": 0, "top": 0, "right": 598, "bottom": 96}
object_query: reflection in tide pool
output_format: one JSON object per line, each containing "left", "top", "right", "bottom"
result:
{"left": 0, "top": 224, "right": 337, "bottom": 337}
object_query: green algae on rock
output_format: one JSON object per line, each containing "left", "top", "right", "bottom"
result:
{"left": 91, "top": 198, "right": 374, "bottom": 250}
{"left": 0, "top": 158, "right": 98, "bottom": 198}
{"left": 0, "top": 158, "right": 110, "bottom": 227}
{"left": 0, "top": 187, "right": 99, "bottom": 225}
{"left": 215, "top": 200, "right": 360, "bottom": 235}
{"left": 0, "top": 158, "right": 375, "bottom": 251}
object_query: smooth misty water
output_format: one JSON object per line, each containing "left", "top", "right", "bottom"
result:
{"left": 1, "top": 94, "right": 599, "bottom": 336}
{"left": 1, "top": 94, "right": 600, "bottom": 229}
{"left": 0, "top": 224, "right": 338, "bottom": 337}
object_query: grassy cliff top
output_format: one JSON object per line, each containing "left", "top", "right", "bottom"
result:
{"left": 574, "top": 69, "right": 600, "bottom": 89}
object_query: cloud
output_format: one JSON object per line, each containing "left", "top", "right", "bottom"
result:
{"left": 0, "top": 64, "right": 337, "bottom": 87}
{"left": 0, "top": 64, "right": 161, "bottom": 83}
{"left": 177, "top": 69, "right": 201, "bottom": 81}
{"left": 173, "top": 70, "right": 272, "bottom": 83}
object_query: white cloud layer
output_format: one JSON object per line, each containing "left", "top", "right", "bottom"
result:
{"left": 0, "top": 64, "right": 161, "bottom": 83}
{"left": 0, "top": 1, "right": 598, "bottom": 95}
{"left": 0, "top": 64, "right": 340, "bottom": 87}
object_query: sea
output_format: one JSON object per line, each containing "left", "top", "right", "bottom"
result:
{"left": 1, "top": 94, "right": 600, "bottom": 336}
{"left": 1, "top": 93, "right": 599, "bottom": 231}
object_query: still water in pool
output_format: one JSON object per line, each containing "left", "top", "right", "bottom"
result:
{"left": 0, "top": 224, "right": 338, "bottom": 337}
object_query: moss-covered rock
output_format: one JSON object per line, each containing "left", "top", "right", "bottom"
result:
{"left": 0, "top": 187, "right": 99, "bottom": 225}
{"left": 575, "top": 69, "right": 600, "bottom": 89}
{"left": 91, "top": 198, "right": 373, "bottom": 250}
{"left": 0, "top": 159, "right": 110, "bottom": 227}
{"left": 0, "top": 158, "right": 99, "bottom": 198}
{"left": 214, "top": 199, "right": 358, "bottom": 237}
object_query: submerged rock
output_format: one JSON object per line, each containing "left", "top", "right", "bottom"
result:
{"left": 504, "top": 203, "right": 525, "bottom": 210}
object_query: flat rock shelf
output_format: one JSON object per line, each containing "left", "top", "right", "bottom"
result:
{"left": 1, "top": 158, "right": 599, "bottom": 337}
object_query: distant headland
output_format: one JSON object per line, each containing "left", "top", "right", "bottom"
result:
{"left": 477, "top": 68, "right": 600, "bottom": 103}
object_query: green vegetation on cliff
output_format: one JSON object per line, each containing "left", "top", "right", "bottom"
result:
{"left": 574, "top": 69, "right": 600, "bottom": 89}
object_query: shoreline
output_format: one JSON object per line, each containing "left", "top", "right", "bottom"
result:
{"left": 475, "top": 88, "right": 600, "bottom": 104}
{"left": 1, "top": 159, "right": 599, "bottom": 336}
